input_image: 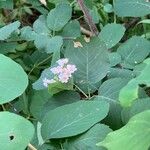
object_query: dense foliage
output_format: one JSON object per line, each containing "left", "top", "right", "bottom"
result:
{"left": 0, "top": 0, "right": 150, "bottom": 150}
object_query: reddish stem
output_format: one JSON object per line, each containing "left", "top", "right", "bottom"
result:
{"left": 77, "top": 0, "right": 99, "bottom": 36}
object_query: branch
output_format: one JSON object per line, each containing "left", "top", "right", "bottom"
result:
{"left": 77, "top": 0, "right": 99, "bottom": 36}
{"left": 80, "top": 26, "right": 93, "bottom": 37}
{"left": 28, "top": 143, "right": 37, "bottom": 150}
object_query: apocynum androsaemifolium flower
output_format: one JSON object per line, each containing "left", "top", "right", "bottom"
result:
{"left": 42, "top": 58, "right": 77, "bottom": 87}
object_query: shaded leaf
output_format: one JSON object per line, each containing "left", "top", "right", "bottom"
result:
{"left": 65, "top": 124, "right": 112, "bottom": 150}
{"left": 65, "top": 37, "right": 110, "bottom": 93}
{"left": 0, "top": 21, "right": 20, "bottom": 40}
{"left": 98, "top": 110, "right": 150, "bottom": 150}
{"left": 41, "top": 100, "right": 109, "bottom": 139}
{"left": 117, "top": 36, "right": 150, "bottom": 65}
{"left": 47, "top": 3, "right": 72, "bottom": 31}
{"left": 99, "top": 23, "right": 125, "bottom": 49}
{"left": 119, "top": 58, "right": 150, "bottom": 107}
{"left": 114, "top": 0, "right": 150, "bottom": 17}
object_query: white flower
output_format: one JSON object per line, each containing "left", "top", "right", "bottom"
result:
{"left": 56, "top": 58, "right": 69, "bottom": 66}
{"left": 66, "top": 64, "right": 77, "bottom": 73}
{"left": 44, "top": 58, "right": 77, "bottom": 85}
{"left": 39, "top": 0, "right": 47, "bottom": 6}
{"left": 43, "top": 78, "right": 56, "bottom": 87}
{"left": 50, "top": 66, "right": 63, "bottom": 74}
{"left": 58, "top": 74, "right": 69, "bottom": 83}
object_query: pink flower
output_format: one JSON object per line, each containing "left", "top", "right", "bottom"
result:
{"left": 61, "top": 68, "right": 72, "bottom": 77}
{"left": 66, "top": 64, "right": 77, "bottom": 73}
{"left": 43, "top": 78, "right": 56, "bottom": 87}
{"left": 58, "top": 74, "right": 69, "bottom": 83}
{"left": 50, "top": 66, "right": 62, "bottom": 74}
{"left": 56, "top": 58, "right": 69, "bottom": 66}
{"left": 46, "top": 58, "right": 77, "bottom": 85}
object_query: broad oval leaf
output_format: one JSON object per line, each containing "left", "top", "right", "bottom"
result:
{"left": 47, "top": 3, "right": 72, "bottom": 31}
{"left": 45, "top": 36, "right": 63, "bottom": 53}
{"left": 108, "top": 52, "right": 121, "bottom": 66}
{"left": 114, "top": 0, "right": 150, "bottom": 17}
{"left": 30, "top": 90, "right": 80, "bottom": 121}
{"left": 41, "top": 100, "right": 109, "bottom": 140}
{"left": 0, "top": 54, "right": 28, "bottom": 104}
{"left": 117, "top": 36, "right": 150, "bottom": 65}
{"left": 119, "top": 58, "right": 150, "bottom": 107}
{"left": 62, "top": 20, "right": 81, "bottom": 38}
{"left": 65, "top": 37, "right": 110, "bottom": 92}
{"left": 97, "top": 110, "right": 150, "bottom": 150}
{"left": 122, "top": 98, "right": 150, "bottom": 124}
{"left": 0, "top": 112, "right": 34, "bottom": 150}
{"left": 33, "top": 68, "right": 54, "bottom": 90}
{"left": 65, "top": 124, "right": 112, "bottom": 150}
{"left": 98, "top": 78, "right": 128, "bottom": 129}
{"left": 99, "top": 23, "right": 125, "bottom": 49}
{"left": 0, "top": 21, "right": 20, "bottom": 40}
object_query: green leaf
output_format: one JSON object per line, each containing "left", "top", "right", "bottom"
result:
{"left": 48, "top": 80, "right": 73, "bottom": 95}
{"left": 41, "top": 91, "right": 80, "bottom": 121}
{"left": 0, "top": 21, "right": 20, "bottom": 40}
{"left": 65, "top": 37, "right": 110, "bottom": 93}
{"left": 114, "top": 0, "right": 150, "bottom": 17}
{"left": 20, "top": 26, "right": 36, "bottom": 41}
{"left": 99, "top": 23, "right": 125, "bottom": 49}
{"left": 108, "top": 68, "right": 135, "bottom": 79}
{"left": 47, "top": 3, "right": 72, "bottom": 31}
{"left": 30, "top": 90, "right": 52, "bottom": 120}
{"left": 45, "top": 36, "right": 63, "bottom": 53}
{"left": 41, "top": 100, "right": 109, "bottom": 139}
{"left": 119, "top": 58, "right": 150, "bottom": 107}
{"left": 122, "top": 98, "right": 150, "bottom": 124}
{"left": 0, "top": 54, "right": 28, "bottom": 104}
{"left": 138, "top": 19, "right": 150, "bottom": 24}
{"left": 90, "top": 6, "right": 100, "bottom": 24}
{"left": 118, "top": 36, "right": 150, "bottom": 65}
{"left": 0, "top": 42, "right": 17, "bottom": 54}
{"left": 104, "top": 3, "right": 113, "bottom": 13}
{"left": 33, "top": 68, "right": 54, "bottom": 90}
{"left": 34, "top": 35, "right": 63, "bottom": 53}
{"left": 65, "top": 124, "right": 112, "bottom": 150}
{"left": 97, "top": 110, "right": 150, "bottom": 150}
{"left": 62, "top": 20, "right": 81, "bottom": 38}
{"left": 48, "top": 0, "right": 69, "bottom": 5}
{"left": 108, "top": 52, "right": 121, "bottom": 66}
{"left": 98, "top": 78, "right": 128, "bottom": 129}
{"left": 0, "top": 112, "right": 34, "bottom": 150}
{"left": 0, "top": 0, "right": 13, "bottom": 9}
{"left": 33, "top": 15, "right": 50, "bottom": 35}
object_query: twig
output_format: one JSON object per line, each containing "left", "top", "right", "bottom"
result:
{"left": 124, "top": 18, "right": 140, "bottom": 30}
{"left": 28, "top": 143, "right": 37, "bottom": 150}
{"left": 80, "top": 26, "right": 93, "bottom": 37}
{"left": 76, "top": 0, "right": 99, "bottom": 36}
{"left": 28, "top": 55, "right": 52, "bottom": 75}
{"left": 74, "top": 84, "right": 89, "bottom": 99}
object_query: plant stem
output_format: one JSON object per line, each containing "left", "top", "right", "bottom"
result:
{"left": 76, "top": 0, "right": 99, "bottom": 36}
{"left": 113, "top": 0, "right": 117, "bottom": 23}
{"left": 28, "top": 55, "right": 52, "bottom": 75}
{"left": 28, "top": 143, "right": 37, "bottom": 150}
{"left": 1, "top": 104, "right": 6, "bottom": 111}
{"left": 74, "top": 84, "right": 89, "bottom": 99}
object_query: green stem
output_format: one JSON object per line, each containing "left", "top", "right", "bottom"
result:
{"left": 1, "top": 104, "right": 6, "bottom": 111}
{"left": 28, "top": 55, "right": 52, "bottom": 75}
{"left": 74, "top": 84, "right": 89, "bottom": 99}
{"left": 113, "top": 0, "right": 117, "bottom": 23}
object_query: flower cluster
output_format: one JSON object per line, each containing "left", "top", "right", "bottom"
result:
{"left": 43, "top": 58, "right": 77, "bottom": 87}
